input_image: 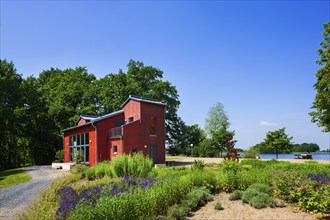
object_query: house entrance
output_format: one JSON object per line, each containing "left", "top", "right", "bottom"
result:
{"left": 150, "top": 145, "right": 158, "bottom": 164}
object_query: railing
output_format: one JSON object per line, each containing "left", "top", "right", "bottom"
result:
{"left": 109, "top": 127, "right": 122, "bottom": 138}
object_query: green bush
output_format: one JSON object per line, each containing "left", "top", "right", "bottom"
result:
{"left": 248, "top": 183, "right": 271, "bottom": 195}
{"left": 54, "top": 149, "right": 64, "bottom": 163}
{"left": 242, "top": 188, "right": 259, "bottom": 203}
{"left": 184, "top": 188, "right": 213, "bottom": 210}
{"left": 241, "top": 184, "right": 275, "bottom": 209}
{"left": 229, "top": 190, "right": 243, "bottom": 201}
{"left": 166, "top": 188, "right": 213, "bottom": 219}
{"left": 249, "top": 193, "right": 276, "bottom": 209}
{"left": 191, "top": 160, "right": 205, "bottom": 171}
{"left": 111, "top": 153, "right": 153, "bottom": 177}
{"left": 68, "top": 175, "right": 192, "bottom": 220}
{"left": 166, "top": 204, "right": 190, "bottom": 220}
{"left": 85, "top": 167, "right": 96, "bottom": 180}
{"left": 71, "top": 164, "right": 88, "bottom": 174}
{"left": 184, "top": 170, "right": 218, "bottom": 193}
{"left": 214, "top": 202, "right": 223, "bottom": 210}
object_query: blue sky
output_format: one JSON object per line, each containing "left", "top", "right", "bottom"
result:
{"left": 1, "top": 1, "right": 329, "bottom": 150}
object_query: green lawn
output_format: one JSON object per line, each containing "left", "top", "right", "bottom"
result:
{"left": 0, "top": 167, "right": 32, "bottom": 189}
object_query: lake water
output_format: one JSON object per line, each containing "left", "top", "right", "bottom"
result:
{"left": 255, "top": 153, "right": 330, "bottom": 161}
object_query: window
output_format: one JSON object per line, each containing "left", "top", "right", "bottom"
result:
{"left": 113, "top": 146, "right": 118, "bottom": 154}
{"left": 150, "top": 116, "right": 157, "bottom": 135}
{"left": 128, "top": 117, "right": 134, "bottom": 122}
{"left": 69, "top": 133, "right": 89, "bottom": 163}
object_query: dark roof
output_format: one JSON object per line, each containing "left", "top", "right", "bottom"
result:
{"left": 76, "top": 114, "right": 98, "bottom": 124}
{"left": 62, "top": 110, "right": 124, "bottom": 132}
{"left": 120, "top": 95, "right": 166, "bottom": 108}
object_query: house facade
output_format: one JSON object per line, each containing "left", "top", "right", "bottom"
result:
{"left": 62, "top": 95, "right": 166, "bottom": 166}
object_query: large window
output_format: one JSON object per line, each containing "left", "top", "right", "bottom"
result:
{"left": 69, "top": 133, "right": 89, "bottom": 163}
{"left": 150, "top": 116, "right": 157, "bottom": 135}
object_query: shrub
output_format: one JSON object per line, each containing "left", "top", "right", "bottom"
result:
{"left": 248, "top": 183, "right": 271, "bottom": 195}
{"left": 242, "top": 188, "right": 259, "bottom": 203}
{"left": 184, "top": 188, "right": 213, "bottom": 210}
{"left": 214, "top": 202, "right": 223, "bottom": 210}
{"left": 68, "top": 175, "right": 192, "bottom": 220}
{"left": 71, "top": 164, "right": 88, "bottom": 174}
{"left": 111, "top": 153, "right": 153, "bottom": 177}
{"left": 191, "top": 160, "right": 205, "bottom": 171}
{"left": 166, "top": 204, "right": 190, "bottom": 220}
{"left": 243, "top": 147, "right": 258, "bottom": 158}
{"left": 271, "top": 170, "right": 330, "bottom": 214}
{"left": 166, "top": 188, "right": 213, "bottom": 219}
{"left": 85, "top": 167, "right": 96, "bottom": 180}
{"left": 229, "top": 190, "right": 243, "bottom": 201}
{"left": 241, "top": 184, "right": 276, "bottom": 209}
{"left": 185, "top": 170, "right": 218, "bottom": 193}
{"left": 54, "top": 149, "right": 64, "bottom": 162}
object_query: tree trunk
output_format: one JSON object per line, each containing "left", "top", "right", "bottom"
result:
{"left": 276, "top": 147, "right": 278, "bottom": 159}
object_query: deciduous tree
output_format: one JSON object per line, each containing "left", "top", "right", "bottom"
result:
{"left": 205, "top": 102, "right": 234, "bottom": 157}
{"left": 310, "top": 22, "right": 330, "bottom": 132}
{"left": 262, "top": 128, "right": 293, "bottom": 159}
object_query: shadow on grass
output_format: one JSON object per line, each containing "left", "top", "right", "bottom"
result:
{"left": 0, "top": 168, "right": 25, "bottom": 179}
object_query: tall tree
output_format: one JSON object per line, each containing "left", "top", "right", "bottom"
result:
{"left": 90, "top": 60, "right": 181, "bottom": 146}
{"left": 205, "top": 102, "right": 234, "bottom": 157}
{"left": 0, "top": 60, "right": 23, "bottom": 169}
{"left": 310, "top": 22, "right": 330, "bottom": 132}
{"left": 262, "top": 128, "right": 293, "bottom": 159}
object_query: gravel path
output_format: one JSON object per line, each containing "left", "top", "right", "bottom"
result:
{"left": 0, "top": 166, "right": 67, "bottom": 220}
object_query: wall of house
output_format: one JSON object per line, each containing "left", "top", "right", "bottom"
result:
{"left": 122, "top": 120, "right": 141, "bottom": 154}
{"left": 108, "top": 139, "right": 123, "bottom": 160}
{"left": 77, "top": 118, "right": 87, "bottom": 125}
{"left": 63, "top": 125, "right": 95, "bottom": 165}
{"left": 94, "top": 113, "right": 124, "bottom": 163}
{"left": 140, "top": 102, "right": 165, "bottom": 164}
{"left": 122, "top": 100, "right": 141, "bottom": 122}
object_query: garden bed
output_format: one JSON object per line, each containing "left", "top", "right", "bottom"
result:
{"left": 188, "top": 192, "right": 325, "bottom": 220}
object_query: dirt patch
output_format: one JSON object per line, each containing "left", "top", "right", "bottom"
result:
{"left": 187, "top": 192, "right": 323, "bottom": 220}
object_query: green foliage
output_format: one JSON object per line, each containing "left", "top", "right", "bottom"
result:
{"left": 184, "top": 170, "right": 218, "bottom": 193}
{"left": 167, "top": 188, "right": 213, "bottom": 219}
{"left": 0, "top": 168, "right": 32, "bottom": 189}
{"left": 271, "top": 170, "right": 330, "bottom": 214}
{"left": 292, "top": 143, "right": 320, "bottom": 153}
{"left": 111, "top": 153, "right": 153, "bottom": 178}
{"left": 71, "top": 164, "right": 88, "bottom": 175}
{"left": 54, "top": 150, "right": 64, "bottom": 163}
{"left": 68, "top": 175, "right": 192, "bottom": 220}
{"left": 310, "top": 22, "right": 330, "bottom": 132}
{"left": 229, "top": 190, "right": 243, "bottom": 200}
{"left": 166, "top": 204, "right": 190, "bottom": 220}
{"left": 214, "top": 202, "right": 223, "bottom": 210}
{"left": 85, "top": 167, "right": 96, "bottom": 180}
{"left": 241, "top": 184, "right": 275, "bottom": 209}
{"left": 262, "top": 128, "right": 293, "bottom": 159}
{"left": 22, "top": 173, "right": 83, "bottom": 220}
{"left": 243, "top": 147, "right": 259, "bottom": 158}
{"left": 204, "top": 102, "right": 235, "bottom": 157}
{"left": 0, "top": 59, "right": 183, "bottom": 169}
{"left": 191, "top": 159, "right": 205, "bottom": 171}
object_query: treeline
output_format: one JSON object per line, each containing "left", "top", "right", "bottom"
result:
{"left": 249, "top": 142, "right": 320, "bottom": 154}
{"left": 0, "top": 59, "right": 182, "bottom": 170}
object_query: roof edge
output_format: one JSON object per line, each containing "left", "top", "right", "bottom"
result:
{"left": 120, "top": 95, "right": 166, "bottom": 108}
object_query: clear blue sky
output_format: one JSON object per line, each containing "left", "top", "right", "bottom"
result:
{"left": 1, "top": 1, "right": 329, "bottom": 150}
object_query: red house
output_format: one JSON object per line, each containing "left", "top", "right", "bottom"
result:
{"left": 62, "top": 95, "right": 166, "bottom": 166}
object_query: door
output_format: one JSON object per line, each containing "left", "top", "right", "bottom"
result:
{"left": 150, "top": 145, "right": 158, "bottom": 164}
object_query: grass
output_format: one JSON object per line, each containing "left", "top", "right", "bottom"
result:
{"left": 0, "top": 167, "right": 32, "bottom": 189}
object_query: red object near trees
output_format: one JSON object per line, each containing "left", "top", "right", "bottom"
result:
{"left": 62, "top": 95, "right": 166, "bottom": 166}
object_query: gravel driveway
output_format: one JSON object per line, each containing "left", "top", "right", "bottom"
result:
{"left": 0, "top": 166, "right": 67, "bottom": 220}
